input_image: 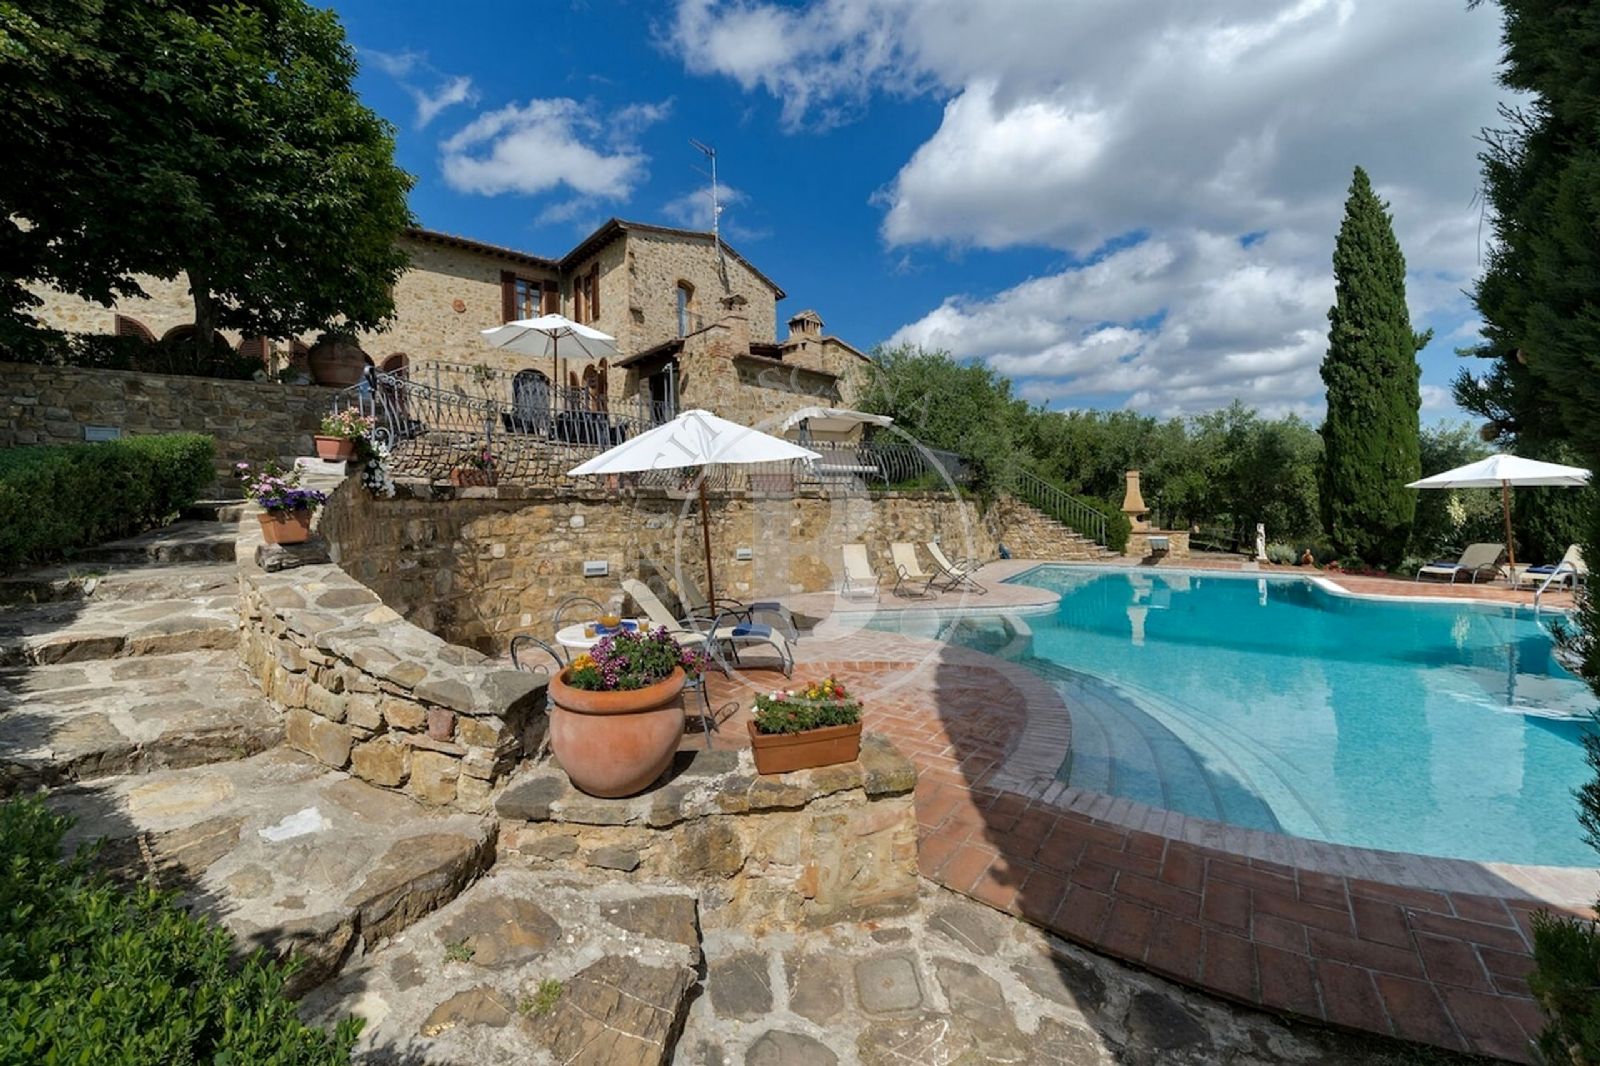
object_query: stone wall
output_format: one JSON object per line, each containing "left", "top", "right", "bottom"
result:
{"left": 0, "top": 361, "right": 333, "bottom": 486}
{"left": 496, "top": 736, "right": 919, "bottom": 931}
{"left": 1125, "top": 529, "right": 1191, "bottom": 560}
{"left": 235, "top": 510, "right": 546, "bottom": 812}
{"left": 623, "top": 231, "right": 778, "bottom": 350}
{"left": 320, "top": 479, "right": 995, "bottom": 651}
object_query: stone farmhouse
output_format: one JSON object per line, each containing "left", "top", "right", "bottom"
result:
{"left": 29, "top": 219, "right": 871, "bottom": 430}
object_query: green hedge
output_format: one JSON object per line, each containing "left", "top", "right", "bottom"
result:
{"left": 1528, "top": 908, "right": 1600, "bottom": 1063}
{"left": 0, "top": 433, "right": 215, "bottom": 571}
{"left": 0, "top": 796, "right": 360, "bottom": 1064}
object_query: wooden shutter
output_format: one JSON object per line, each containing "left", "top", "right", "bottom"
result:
{"left": 541, "top": 280, "right": 559, "bottom": 315}
{"left": 589, "top": 264, "right": 600, "bottom": 318}
{"left": 500, "top": 271, "right": 517, "bottom": 322}
{"left": 112, "top": 314, "right": 154, "bottom": 342}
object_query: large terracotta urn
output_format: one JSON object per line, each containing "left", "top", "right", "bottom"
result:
{"left": 307, "top": 339, "right": 369, "bottom": 387}
{"left": 547, "top": 667, "right": 685, "bottom": 798}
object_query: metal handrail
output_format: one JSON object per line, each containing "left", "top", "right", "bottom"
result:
{"left": 1011, "top": 469, "right": 1110, "bottom": 546}
{"left": 1532, "top": 562, "right": 1584, "bottom": 615}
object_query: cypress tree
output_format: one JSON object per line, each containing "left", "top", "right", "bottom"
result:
{"left": 1318, "top": 166, "right": 1427, "bottom": 564}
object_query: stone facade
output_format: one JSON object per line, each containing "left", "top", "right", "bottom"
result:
{"left": 235, "top": 505, "right": 547, "bottom": 812}
{"left": 1124, "top": 529, "right": 1191, "bottom": 560}
{"left": 496, "top": 736, "right": 920, "bottom": 932}
{"left": 320, "top": 479, "right": 996, "bottom": 652}
{"left": 0, "top": 360, "right": 333, "bottom": 485}
{"left": 618, "top": 229, "right": 778, "bottom": 350}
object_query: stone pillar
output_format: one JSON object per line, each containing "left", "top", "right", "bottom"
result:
{"left": 1121, "top": 470, "right": 1150, "bottom": 532}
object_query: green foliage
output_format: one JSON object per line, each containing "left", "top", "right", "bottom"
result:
{"left": 753, "top": 676, "right": 862, "bottom": 735}
{"left": 1091, "top": 498, "right": 1133, "bottom": 554}
{"left": 1319, "top": 166, "right": 1426, "bottom": 566}
{"left": 521, "top": 978, "right": 563, "bottom": 1018}
{"left": 0, "top": 795, "right": 361, "bottom": 1064}
{"left": 0, "top": 326, "right": 264, "bottom": 380}
{"left": 0, "top": 0, "right": 414, "bottom": 350}
{"left": 565, "top": 628, "right": 703, "bottom": 691}
{"left": 1527, "top": 908, "right": 1600, "bottom": 1065}
{"left": 443, "top": 939, "right": 475, "bottom": 964}
{"left": 1265, "top": 543, "right": 1299, "bottom": 565}
{"left": 0, "top": 433, "right": 213, "bottom": 571}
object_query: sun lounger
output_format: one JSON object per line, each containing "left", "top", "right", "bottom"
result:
{"left": 620, "top": 579, "right": 710, "bottom": 646}
{"left": 841, "top": 544, "right": 881, "bottom": 600}
{"left": 1515, "top": 544, "right": 1587, "bottom": 589}
{"left": 926, "top": 541, "right": 986, "bottom": 593}
{"left": 1414, "top": 543, "right": 1504, "bottom": 584}
{"left": 623, "top": 578, "right": 791, "bottom": 675}
{"left": 890, "top": 542, "right": 939, "bottom": 598}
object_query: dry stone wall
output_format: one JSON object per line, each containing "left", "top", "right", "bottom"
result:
{"left": 986, "top": 493, "right": 1113, "bottom": 560}
{"left": 320, "top": 479, "right": 996, "bottom": 652}
{"left": 0, "top": 361, "right": 332, "bottom": 485}
{"left": 235, "top": 509, "right": 546, "bottom": 812}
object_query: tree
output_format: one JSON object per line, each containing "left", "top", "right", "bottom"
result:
{"left": 1318, "top": 166, "right": 1429, "bottom": 564}
{"left": 0, "top": 0, "right": 414, "bottom": 353}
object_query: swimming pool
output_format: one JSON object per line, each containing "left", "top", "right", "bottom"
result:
{"left": 905, "top": 567, "right": 1598, "bottom": 867}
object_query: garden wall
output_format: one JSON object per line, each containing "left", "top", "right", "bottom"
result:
{"left": 0, "top": 361, "right": 334, "bottom": 487}
{"left": 320, "top": 480, "right": 995, "bottom": 651}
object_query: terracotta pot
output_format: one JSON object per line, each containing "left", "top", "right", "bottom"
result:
{"left": 449, "top": 468, "right": 498, "bottom": 487}
{"left": 313, "top": 434, "right": 356, "bottom": 462}
{"left": 306, "top": 340, "right": 368, "bottom": 387}
{"left": 258, "top": 508, "right": 314, "bottom": 545}
{"left": 548, "top": 667, "right": 686, "bottom": 798}
{"left": 748, "top": 719, "right": 863, "bottom": 775}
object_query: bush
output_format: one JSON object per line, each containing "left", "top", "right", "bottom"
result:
{"left": 1527, "top": 909, "right": 1600, "bottom": 1064}
{"left": 0, "top": 327, "right": 264, "bottom": 381}
{"left": 0, "top": 795, "right": 361, "bottom": 1063}
{"left": 1099, "top": 501, "right": 1133, "bottom": 555}
{"left": 0, "top": 433, "right": 214, "bottom": 571}
{"left": 1265, "top": 542, "right": 1298, "bottom": 565}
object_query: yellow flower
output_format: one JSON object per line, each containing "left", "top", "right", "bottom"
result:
{"left": 571, "top": 653, "right": 595, "bottom": 672}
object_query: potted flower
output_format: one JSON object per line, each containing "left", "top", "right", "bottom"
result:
{"left": 235, "top": 461, "right": 328, "bottom": 545}
{"left": 748, "top": 676, "right": 863, "bottom": 774}
{"left": 314, "top": 408, "right": 374, "bottom": 462}
{"left": 450, "top": 446, "right": 498, "bottom": 487}
{"left": 547, "top": 628, "right": 706, "bottom": 798}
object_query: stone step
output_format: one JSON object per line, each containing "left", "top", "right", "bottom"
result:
{"left": 75, "top": 519, "right": 239, "bottom": 566}
{"left": 298, "top": 867, "right": 701, "bottom": 1065}
{"left": 0, "top": 579, "right": 239, "bottom": 665}
{"left": 182, "top": 499, "right": 249, "bottom": 524}
{"left": 0, "top": 560, "right": 238, "bottom": 607}
{"left": 48, "top": 747, "right": 497, "bottom": 995}
{"left": 0, "top": 648, "right": 281, "bottom": 793}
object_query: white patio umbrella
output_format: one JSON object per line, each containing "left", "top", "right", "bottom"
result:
{"left": 480, "top": 315, "right": 618, "bottom": 387}
{"left": 568, "top": 410, "right": 821, "bottom": 604}
{"left": 1407, "top": 454, "right": 1591, "bottom": 570}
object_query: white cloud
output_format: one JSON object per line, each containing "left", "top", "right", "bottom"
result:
{"left": 440, "top": 98, "right": 668, "bottom": 200}
{"left": 669, "top": 0, "right": 1507, "bottom": 414}
{"left": 363, "top": 48, "right": 477, "bottom": 128}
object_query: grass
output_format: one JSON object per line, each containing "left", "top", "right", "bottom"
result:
{"left": 520, "top": 978, "right": 563, "bottom": 1018}
{"left": 443, "top": 938, "right": 475, "bottom": 964}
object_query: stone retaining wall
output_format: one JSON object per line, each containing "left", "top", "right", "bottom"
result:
{"left": 495, "top": 736, "right": 920, "bottom": 932}
{"left": 321, "top": 479, "right": 996, "bottom": 651}
{"left": 0, "top": 361, "right": 334, "bottom": 487}
{"left": 1125, "top": 529, "right": 1191, "bottom": 560}
{"left": 235, "top": 506, "right": 546, "bottom": 812}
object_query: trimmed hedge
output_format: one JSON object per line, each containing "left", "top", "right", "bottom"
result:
{"left": 0, "top": 796, "right": 360, "bottom": 1064}
{"left": 0, "top": 433, "right": 215, "bottom": 571}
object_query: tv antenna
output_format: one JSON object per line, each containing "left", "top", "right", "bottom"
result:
{"left": 689, "top": 139, "right": 728, "bottom": 277}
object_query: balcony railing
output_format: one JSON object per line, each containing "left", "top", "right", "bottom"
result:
{"left": 333, "top": 369, "right": 971, "bottom": 493}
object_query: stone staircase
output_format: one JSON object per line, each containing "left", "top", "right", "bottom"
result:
{"left": 0, "top": 502, "right": 708, "bottom": 1062}
{"left": 994, "top": 493, "right": 1118, "bottom": 561}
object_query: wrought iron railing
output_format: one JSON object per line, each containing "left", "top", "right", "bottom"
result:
{"left": 333, "top": 369, "right": 971, "bottom": 492}
{"left": 1010, "top": 469, "right": 1110, "bottom": 546}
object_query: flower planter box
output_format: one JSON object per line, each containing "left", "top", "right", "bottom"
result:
{"left": 450, "top": 468, "right": 498, "bottom": 487}
{"left": 313, "top": 434, "right": 356, "bottom": 462}
{"left": 548, "top": 666, "right": 686, "bottom": 798}
{"left": 258, "top": 508, "right": 314, "bottom": 545}
{"left": 748, "top": 720, "right": 863, "bottom": 775}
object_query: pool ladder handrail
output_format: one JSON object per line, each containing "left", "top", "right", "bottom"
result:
{"left": 1531, "top": 561, "right": 1582, "bottom": 615}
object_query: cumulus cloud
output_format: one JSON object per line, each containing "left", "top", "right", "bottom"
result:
{"left": 363, "top": 48, "right": 478, "bottom": 128}
{"left": 669, "top": 0, "right": 1505, "bottom": 414}
{"left": 440, "top": 98, "right": 669, "bottom": 201}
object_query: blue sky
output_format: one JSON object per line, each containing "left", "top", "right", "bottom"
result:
{"left": 337, "top": 0, "right": 1506, "bottom": 423}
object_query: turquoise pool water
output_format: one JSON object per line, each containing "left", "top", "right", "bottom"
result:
{"left": 903, "top": 567, "right": 1598, "bottom": 867}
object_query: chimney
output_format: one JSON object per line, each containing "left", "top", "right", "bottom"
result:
{"left": 786, "top": 309, "right": 824, "bottom": 340}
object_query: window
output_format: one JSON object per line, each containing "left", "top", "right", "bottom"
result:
{"left": 572, "top": 263, "right": 602, "bottom": 324}
{"left": 676, "top": 282, "right": 694, "bottom": 337}
{"left": 500, "top": 272, "right": 556, "bottom": 322}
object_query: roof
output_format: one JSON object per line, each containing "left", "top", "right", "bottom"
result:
{"left": 612, "top": 337, "right": 684, "bottom": 369}
{"left": 403, "top": 227, "right": 558, "bottom": 272}
{"left": 561, "top": 219, "right": 786, "bottom": 299}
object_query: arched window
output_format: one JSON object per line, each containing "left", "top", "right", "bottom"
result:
{"left": 676, "top": 281, "right": 694, "bottom": 337}
{"left": 112, "top": 314, "right": 155, "bottom": 342}
{"left": 161, "top": 324, "right": 197, "bottom": 345}
{"left": 380, "top": 352, "right": 410, "bottom": 378}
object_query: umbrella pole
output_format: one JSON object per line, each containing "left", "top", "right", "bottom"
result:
{"left": 699, "top": 479, "right": 716, "bottom": 606}
{"left": 1501, "top": 480, "right": 1516, "bottom": 572}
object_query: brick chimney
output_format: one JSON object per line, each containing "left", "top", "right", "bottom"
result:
{"left": 787, "top": 309, "right": 823, "bottom": 340}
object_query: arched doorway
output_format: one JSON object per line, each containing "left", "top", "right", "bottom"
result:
{"left": 510, "top": 369, "right": 551, "bottom": 434}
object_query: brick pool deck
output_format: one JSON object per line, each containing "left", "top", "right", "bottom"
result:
{"left": 698, "top": 561, "right": 1596, "bottom": 1062}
